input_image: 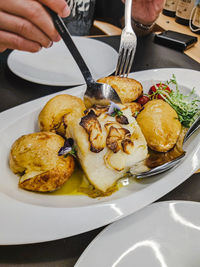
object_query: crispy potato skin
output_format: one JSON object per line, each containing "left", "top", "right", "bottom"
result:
{"left": 19, "top": 157, "right": 74, "bottom": 192}
{"left": 38, "top": 94, "right": 86, "bottom": 136}
{"left": 124, "top": 102, "right": 142, "bottom": 116}
{"left": 9, "top": 132, "right": 75, "bottom": 192}
{"left": 97, "top": 76, "right": 143, "bottom": 104}
{"left": 136, "top": 99, "right": 181, "bottom": 152}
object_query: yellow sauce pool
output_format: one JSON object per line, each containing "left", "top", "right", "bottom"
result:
{"left": 50, "top": 167, "right": 87, "bottom": 196}
{"left": 49, "top": 166, "right": 119, "bottom": 198}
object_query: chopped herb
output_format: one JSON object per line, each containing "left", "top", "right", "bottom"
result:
{"left": 107, "top": 101, "right": 124, "bottom": 117}
{"left": 134, "top": 111, "right": 139, "bottom": 118}
{"left": 110, "top": 108, "right": 123, "bottom": 117}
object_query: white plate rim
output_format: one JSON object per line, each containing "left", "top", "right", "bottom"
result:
{"left": 7, "top": 37, "right": 118, "bottom": 86}
{"left": 75, "top": 200, "right": 200, "bottom": 267}
{"left": 0, "top": 68, "right": 199, "bottom": 245}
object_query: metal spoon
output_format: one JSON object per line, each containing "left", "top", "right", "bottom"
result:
{"left": 48, "top": 10, "right": 121, "bottom": 107}
{"left": 129, "top": 116, "right": 200, "bottom": 179}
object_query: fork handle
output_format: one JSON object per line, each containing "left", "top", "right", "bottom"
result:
{"left": 48, "top": 9, "right": 94, "bottom": 85}
{"left": 124, "top": 0, "right": 133, "bottom": 29}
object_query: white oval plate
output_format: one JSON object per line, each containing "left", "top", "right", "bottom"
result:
{"left": 75, "top": 201, "right": 200, "bottom": 267}
{"left": 7, "top": 37, "right": 118, "bottom": 86}
{"left": 0, "top": 68, "right": 199, "bottom": 245}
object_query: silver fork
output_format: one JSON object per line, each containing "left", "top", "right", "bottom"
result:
{"left": 115, "top": 0, "right": 137, "bottom": 77}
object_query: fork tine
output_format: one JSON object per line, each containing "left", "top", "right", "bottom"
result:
{"left": 115, "top": 47, "right": 124, "bottom": 76}
{"left": 122, "top": 48, "right": 132, "bottom": 77}
{"left": 118, "top": 47, "right": 129, "bottom": 76}
{"left": 125, "top": 47, "right": 136, "bottom": 77}
{"left": 115, "top": 27, "right": 137, "bottom": 76}
{"left": 118, "top": 52, "right": 125, "bottom": 76}
{"left": 115, "top": 47, "right": 125, "bottom": 76}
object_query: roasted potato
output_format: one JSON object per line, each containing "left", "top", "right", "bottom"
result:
{"left": 38, "top": 94, "right": 86, "bottom": 136}
{"left": 97, "top": 76, "right": 143, "bottom": 103}
{"left": 136, "top": 99, "right": 181, "bottom": 152}
{"left": 9, "top": 132, "right": 75, "bottom": 192}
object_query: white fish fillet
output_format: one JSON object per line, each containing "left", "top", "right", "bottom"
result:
{"left": 64, "top": 105, "right": 148, "bottom": 192}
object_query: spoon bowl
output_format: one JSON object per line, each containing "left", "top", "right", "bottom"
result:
{"left": 84, "top": 81, "right": 121, "bottom": 108}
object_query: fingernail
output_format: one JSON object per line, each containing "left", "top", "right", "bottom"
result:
{"left": 61, "top": 5, "right": 70, "bottom": 18}
{"left": 54, "top": 35, "right": 61, "bottom": 42}
{"left": 47, "top": 41, "right": 53, "bottom": 48}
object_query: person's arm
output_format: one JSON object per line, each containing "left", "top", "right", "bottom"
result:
{"left": 122, "top": 0, "right": 165, "bottom": 35}
{"left": 0, "top": 0, "right": 70, "bottom": 53}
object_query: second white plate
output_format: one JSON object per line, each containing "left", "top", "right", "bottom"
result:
{"left": 7, "top": 37, "right": 118, "bottom": 86}
{"left": 75, "top": 201, "right": 200, "bottom": 267}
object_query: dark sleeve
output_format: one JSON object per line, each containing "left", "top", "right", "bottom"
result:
{"left": 94, "top": 0, "right": 124, "bottom": 28}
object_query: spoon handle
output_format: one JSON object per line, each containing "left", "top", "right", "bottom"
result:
{"left": 184, "top": 116, "right": 200, "bottom": 143}
{"left": 48, "top": 9, "right": 94, "bottom": 84}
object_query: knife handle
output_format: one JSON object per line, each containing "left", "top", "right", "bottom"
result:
{"left": 48, "top": 8, "right": 94, "bottom": 84}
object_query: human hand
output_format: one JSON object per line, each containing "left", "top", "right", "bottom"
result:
{"left": 0, "top": 0, "right": 70, "bottom": 53}
{"left": 122, "top": 0, "right": 165, "bottom": 25}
